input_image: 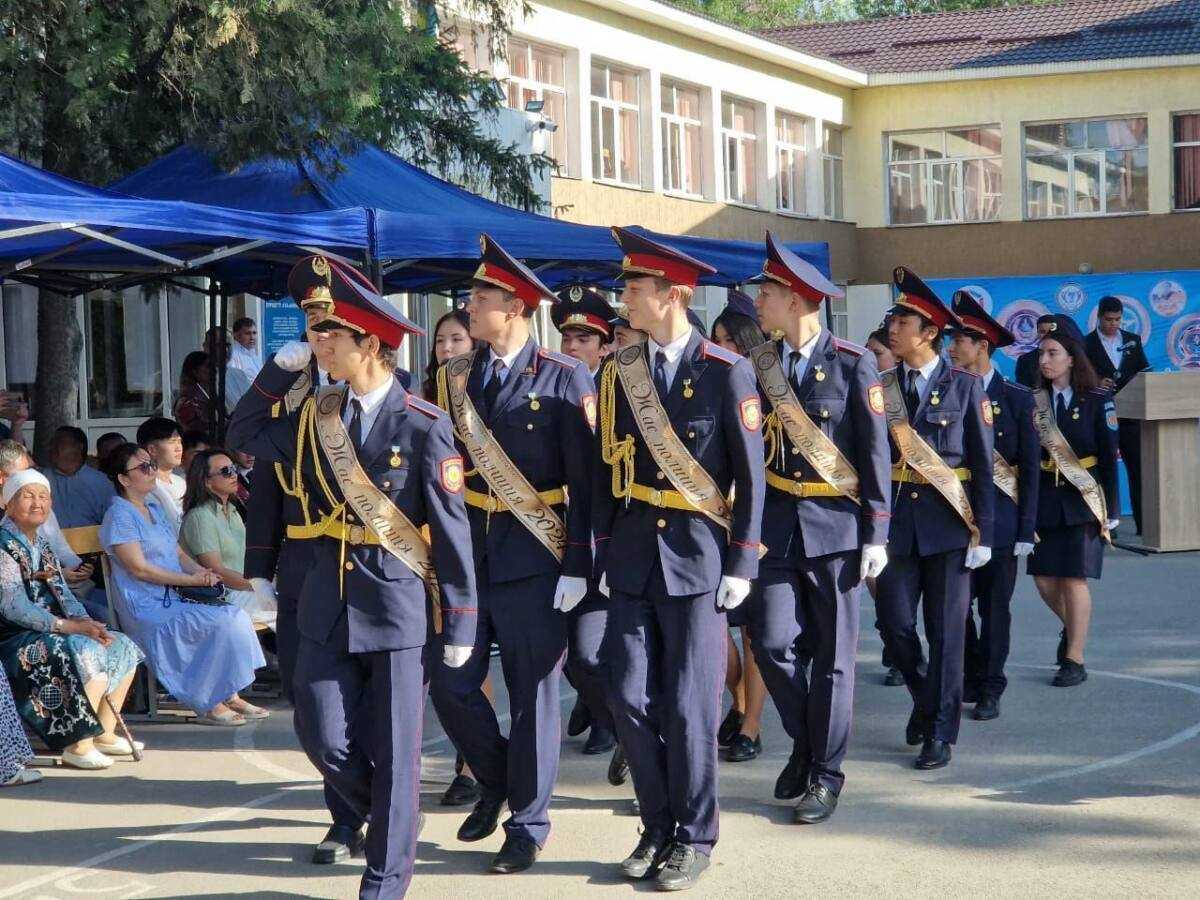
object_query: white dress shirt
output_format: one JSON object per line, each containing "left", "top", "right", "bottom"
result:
{"left": 485, "top": 344, "right": 526, "bottom": 389}
{"left": 343, "top": 375, "right": 394, "bottom": 440}
{"left": 647, "top": 329, "right": 693, "bottom": 390}
{"left": 901, "top": 355, "right": 942, "bottom": 403}
{"left": 229, "top": 342, "right": 263, "bottom": 380}
{"left": 781, "top": 329, "right": 822, "bottom": 386}
{"left": 981, "top": 368, "right": 995, "bottom": 392}
{"left": 1053, "top": 385, "right": 1074, "bottom": 413}
{"left": 1099, "top": 331, "right": 1123, "bottom": 370}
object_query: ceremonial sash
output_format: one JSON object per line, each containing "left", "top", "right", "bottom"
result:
{"left": 749, "top": 342, "right": 860, "bottom": 504}
{"left": 440, "top": 353, "right": 566, "bottom": 562}
{"left": 284, "top": 367, "right": 314, "bottom": 413}
{"left": 880, "top": 370, "right": 980, "bottom": 547}
{"left": 992, "top": 451, "right": 1019, "bottom": 504}
{"left": 612, "top": 344, "right": 732, "bottom": 531}
{"left": 311, "top": 386, "right": 443, "bottom": 610}
{"left": 1032, "top": 389, "right": 1110, "bottom": 542}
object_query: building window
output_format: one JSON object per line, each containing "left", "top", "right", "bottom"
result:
{"left": 590, "top": 63, "right": 641, "bottom": 187}
{"left": 887, "top": 126, "right": 1001, "bottom": 225}
{"left": 506, "top": 38, "right": 568, "bottom": 168}
{"left": 86, "top": 288, "right": 163, "bottom": 420}
{"left": 1174, "top": 112, "right": 1200, "bottom": 211}
{"left": 446, "top": 22, "right": 493, "bottom": 73}
{"left": 823, "top": 124, "right": 844, "bottom": 219}
{"left": 661, "top": 81, "right": 703, "bottom": 197}
{"left": 0, "top": 284, "right": 37, "bottom": 409}
{"left": 722, "top": 97, "right": 758, "bottom": 206}
{"left": 776, "top": 112, "right": 810, "bottom": 214}
{"left": 1025, "top": 117, "right": 1148, "bottom": 218}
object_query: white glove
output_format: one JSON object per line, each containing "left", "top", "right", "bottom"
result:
{"left": 716, "top": 575, "right": 751, "bottom": 610}
{"left": 443, "top": 645, "right": 472, "bottom": 668}
{"left": 964, "top": 546, "right": 992, "bottom": 570}
{"left": 273, "top": 339, "right": 312, "bottom": 372}
{"left": 860, "top": 544, "right": 888, "bottom": 581}
{"left": 552, "top": 575, "right": 588, "bottom": 613}
{"left": 249, "top": 577, "right": 278, "bottom": 608}
{"left": 1013, "top": 542, "right": 1035, "bottom": 558}
{"left": 597, "top": 572, "right": 609, "bottom": 598}
{"left": 1105, "top": 519, "right": 1120, "bottom": 532}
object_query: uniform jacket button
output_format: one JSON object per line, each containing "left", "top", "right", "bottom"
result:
{"left": 910, "top": 491, "right": 919, "bottom": 500}
{"left": 382, "top": 480, "right": 391, "bottom": 489}
{"left": 687, "top": 431, "right": 696, "bottom": 439}
{"left": 656, "top": 518, "right": 666, "bottom": 528}
{"left": 655, "top": 471, "right": 665, "bottom": 481}
{"left": 344, "top": 562, "right": 354, "bottom": 572}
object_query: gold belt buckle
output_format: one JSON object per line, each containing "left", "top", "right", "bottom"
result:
{"left": 648, "top": 487, "right": 663, "bottom": 506}
{"left": 346, "top": 523, "right": 366, "bottom": 544}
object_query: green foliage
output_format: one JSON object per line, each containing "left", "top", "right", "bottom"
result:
{"left": 0, "top": 0, "right": 547, "bottom": 209}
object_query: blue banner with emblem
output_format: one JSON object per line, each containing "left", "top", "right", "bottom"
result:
{"left": 262, "top": 298, "right": 307, "bottom": 358}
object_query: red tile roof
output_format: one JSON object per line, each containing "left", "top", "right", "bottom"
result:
{"left": 763, "top": 0, "right": 1200, "bottom": 74}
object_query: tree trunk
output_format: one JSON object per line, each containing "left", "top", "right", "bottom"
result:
{"left": 32, "top": 288, "right": 81, "bottom": 464}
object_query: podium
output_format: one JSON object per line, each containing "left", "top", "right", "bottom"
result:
{"left": 1114, "top": 372, "right": 1200, "bottom": 552}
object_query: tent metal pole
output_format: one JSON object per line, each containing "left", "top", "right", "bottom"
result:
{"left": 185, "top": 239, "right": 270, "bottom": 269}
{"left": 67, "top": 226, "right": 186, "bottom": 267}
{"left": 0, "top": 222, "right": 77, "bottom": 241}
{"left": 217, "top": 283, "right": 229, "bottom": 443}
{"left": 0, "top": 226, "right": 123, "bottom": 278}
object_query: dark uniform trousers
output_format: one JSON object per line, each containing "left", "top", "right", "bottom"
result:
{"left": 964, "top": 551, "right": 1017, "bottom": 699}
{"left": 430, "top": 339, "right": 596, "bottom": 848}
{"left": 874, "top": 359, "right": 995, "bottom": 745}
{"left": 566, "top": 588, "right": 615, "bottom": 733}
{"left": 744, "top": 332, "right": 892, "bottom": 794}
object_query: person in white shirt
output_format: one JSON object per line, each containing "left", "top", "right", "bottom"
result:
{"left": 229, "top": 317, "right": 263, "bottom": 380}
{"left": 135, "top": 417, "right": 186, "bottom": 534}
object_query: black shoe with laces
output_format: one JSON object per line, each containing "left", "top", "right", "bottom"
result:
{"left": 1052, "top": 660, "right": 1087, "bottom": 687}
{"left": 457, "top": 796, "right": 503, "bottom": 842}
{"left": 489, "top": 834, "right": 539, "bottom": 874}
{"left": 655, "top": 843, "right": 710, "bottom": 892}
{"left": 440, "top": 773, "right": 481, "bottom": 806}
{"left": 793, "top": 783, "right": 838, "bottom": 824}
{"left": 619, "top": 828, "right": 672, "bottom": 879}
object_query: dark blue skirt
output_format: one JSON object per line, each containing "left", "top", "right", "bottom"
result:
{"left": 1027, "top": 522, "right": 1105, "bottom": 579}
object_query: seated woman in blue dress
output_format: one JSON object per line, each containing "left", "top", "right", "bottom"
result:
{"left": 0, "top": 469, "right": 144, "bottom": 770}
{"left": 100, "top": 444, "right": 266, "bottom": 726}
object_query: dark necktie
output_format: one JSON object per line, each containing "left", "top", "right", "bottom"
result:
{"left": 348, "top": 398, "right": 364, "bottom": 452}
{"left": 1055, "top": 392, "right": 1068, "bottom": 426}
{"left": 905, "top": 368, "right": 921, "bottom": 423}
{"left": 653, "top": 349, "right": 670, "bottom": 398}
{"left": 788, "top": 350, "right": 804, "bottom": 394}
{"left": 483, "top": 358, "right": 505, "bottom": 416}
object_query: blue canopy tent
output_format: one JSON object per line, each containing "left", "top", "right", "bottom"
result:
{"left": 114, "top": 143, "right": 832, "bottom": 292}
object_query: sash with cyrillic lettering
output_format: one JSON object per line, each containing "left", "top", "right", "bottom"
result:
{"left": 284, "top": 367, "right": 314, "bottom": 413}
{"left": 1032, "top": 388, "right": 1110, "bottom": 542}
{"left": 612, "top": 343, "right": 733, "bottom": 531}
{"left": 880, "top": 370, "right": 980, "bottom": 547}
{"left": 749, "top": 341, "right": 861, "bottom": 504}
{"left": 312, "top": 385, "right": 442, "bottom": 606}
{"left": 439, "top": 352, "right": 566, "bottom": 562}
{"left": 992, "top": 451, "right": 1019, "bottom": 503}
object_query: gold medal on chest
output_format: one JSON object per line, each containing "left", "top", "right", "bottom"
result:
{"left": 682, "top": 378, "right": 694, "bottom": 399}
{"left": 527, "top": 391, "right": 540, "bottom": 411}
{"left": 389, "top": 445, "right": 403, "bottom": 467}
{"left": 930, "top": 391, "right": 940, "bottom": 407}
{"left": 1072, "top": 409, "right": 1080, "bottom": 420}
{"left": 814, "top": 365, "right": 825, "bottom": 382}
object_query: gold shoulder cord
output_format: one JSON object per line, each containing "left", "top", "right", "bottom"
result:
{"left": 762, "top": 408, "right": 787, "bottom": 470}
{"left": 599, "top": 360, "right": 636, "bottom": 501}
{"left": 273, "top": 399, "right": 313, "bottom": 527}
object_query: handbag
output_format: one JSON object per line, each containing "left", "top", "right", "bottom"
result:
{"left": 162, "top": 582, "right": 228, "bottom": 607}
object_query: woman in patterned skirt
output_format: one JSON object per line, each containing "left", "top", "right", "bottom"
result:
{"left": 0, "top": 667, "right": 39, "bottom": 786}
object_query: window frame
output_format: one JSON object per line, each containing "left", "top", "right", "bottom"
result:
{"left": 885, "top": 125, "right": 1003, "bottom": 227}
{"left": 506, "top": 37, "right": 569, "bottom": 171}
{"left": 775, "top": 111, "right": 811, "bottom": 216}
{"left": 660, "top": 79, "right": 705, "bottom": 199}
{"left": 722, "top": 96, "right": 759, "bottom": 208}
{"left": 1171, "top": 109, "right": 1200, "bottom": 213}
{"left": 589, "top": 60, "right": 643, "bottom": 188}
{"left": 822, "top": 124, "right": 845, "bottom": 220}
{"left": 1022, "top": 115, "right": 1150, "bottom": 220}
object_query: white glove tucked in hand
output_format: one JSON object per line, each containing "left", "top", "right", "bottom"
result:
{"left": 597, "top": 572, "right": 609, "bottom": 598}
{"left": 1013, "top": 542, "right": 1035, "bottom": 558}
{"left": 860, "top": 544, "right": 888, "bottom": 581}
{"left": 249, "top": 577, "right": 278, "bottom": 608}
{"left": 553, "top": 576, "right": 588, "bottom": 613}
{"left": 964, "top": 546, "right": 992, "bottom": 570}
{"left": 716, "top": 575, "right": 751, "bottom": 610}
{"left": 443, "top": 645, "right": 472, "bottom": 668}
{"left": 274, "top": 339, "right": 313, "bottom": 372}
{"left": 1105, "top": 519, "right": 1120, "bottom": 532}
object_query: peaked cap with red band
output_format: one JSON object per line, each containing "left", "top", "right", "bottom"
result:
{"left": 552, "top": 284, "right": 617, "bottom": 340}
{"left": 473, "top": 233, "right": 557, "bottom": 310}
{"left": 890, "top": 265, "right": 962, "bottom": 331}
{"left": 289, "top": 255, "right": 423, "bottom": 348}
{"left": 950, "top": 289, "right": 1015, "bottom": 348}
{"left": 753, "top": 230, "right": 843, "bottom": 302}
{"left": 611, "top": 226, "right": 716, "bottom": 288}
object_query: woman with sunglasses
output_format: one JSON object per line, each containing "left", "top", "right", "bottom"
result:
{"left": 100, "top": 443, "right": 265, "bottom": 726}
{"left": 180, "top": 450, "right": 278, "bottom": 642}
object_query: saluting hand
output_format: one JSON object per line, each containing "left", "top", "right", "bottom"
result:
{"left": 274, "top": 340, "right": 313, "bottom": 372}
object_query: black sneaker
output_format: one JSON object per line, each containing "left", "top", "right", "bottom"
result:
{"left": 619, "top": 828, "right": 671, "bottom": 879}
{"left": 1052, "top": 660, "right": 1087, "bottom": 687}
{"left": 655, "top": 843, "right": 710, "bottom": 891}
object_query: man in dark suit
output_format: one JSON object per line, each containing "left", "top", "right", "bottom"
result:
{"left": 1085, "top": 296, "right": 1150, "bottom": 534}
{"left": 229, "top": 255, "right": 478, "bottom": 900}
{"left": 1014, "top": 315, "right": 1057, "bottom": 389}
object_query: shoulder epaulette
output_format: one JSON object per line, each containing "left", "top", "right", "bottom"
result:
{"left": 1087, "top": 387, "right": 1113, "bottom": 401}
{"left": 833, "top": 338, "right": 865, "bottom": 357}
{"left": 700, "top": 340, "right": 739, "bottom": 366}
{"left": 950, "top": 365, "right": 979, "bottom": 378}
{"left": 537, "top": 347, "right": 579, "bottom": 368}
{"left": 407, "top": 394, "right": 445, "bottom": 420}
{"left": 1004, "top": 380, "right": 1032, "bottom": 395}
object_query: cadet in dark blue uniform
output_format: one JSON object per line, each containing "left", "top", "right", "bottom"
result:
{"left": 745, "top": 233, "right": 891, "bottom": 823}
{"left": 242, "top": 276, "right": 366, "bottom": 865}
{"left": 430, "top": 236, "right": 595, "bottom": 875}
{"left": 947, "top": 292, "right": 1040, "bottom": 722}
{"left": 874, "top": 267, "right": 995, "bottom": 771}
{"left": 595, "top": 228, "right": 764, "bottom": 891}
{"left": 229, "top": 256, "right": 477, "bottom": 899}
{"left": 1028, "top": 315, "right": 1119, "bottom": 688}
{"left": 552, "top": 285, "right": 620, "bottom": 757}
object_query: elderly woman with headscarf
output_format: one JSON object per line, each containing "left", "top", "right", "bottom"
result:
{"left": 0, "top": 469, "right": 144, "bottom": 770}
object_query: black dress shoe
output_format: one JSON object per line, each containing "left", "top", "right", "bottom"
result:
{"left": 716, "top": 708, "right": 743, "bottom": 748}
{"left": 457, "top": 796, "right": 503, "bottom": 842}
{"left": 311, "top": 824, "right": 365, "bottom": 864}
{"left": 962, "top": 683, "right": 982, "bottom": 705}
{"left": 619, "top": 827, "right": 672, "bottom": 879}
{"left": 583, "top": 724, "right": 617, "bottom": 755}
{"left": 1056, "top": 629, "right": 1067, "bottom": 666}
{"left": 915, "top": 739, "right": 951, "bottom": 770}
{"left": 567, "top": 699, "right": 591, "bottom": 737}
{"left": 793, "top": 783, "right": 838, "bottom": 824}
{"left": 972, "top": 696, "right": 1000, "bottom": 720}
{"left": 441, "top": 773, "right": 481, "bottom": 806}
{"left": 608, "top": 743, "right": 630, "bottom": 786}
{"left": 489, "top": 835, "right": 539, "bottom": 874}
{"left": 655, "top": 843, "right": 710, "bottom": 891}
{"left": 723, "top": 733, "right": 762, "bottom": 762}
{"left": 773, "top": 746, "right": 809, "bottom": 801}
{"left": 884, "top": 666, "right": 906, "bottom": 686}
{"left": 1052, "top": 660, "right": 1088, "bottom": 687}
{"left": 905, "top": 708, "right": 929, "bottom": 746}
